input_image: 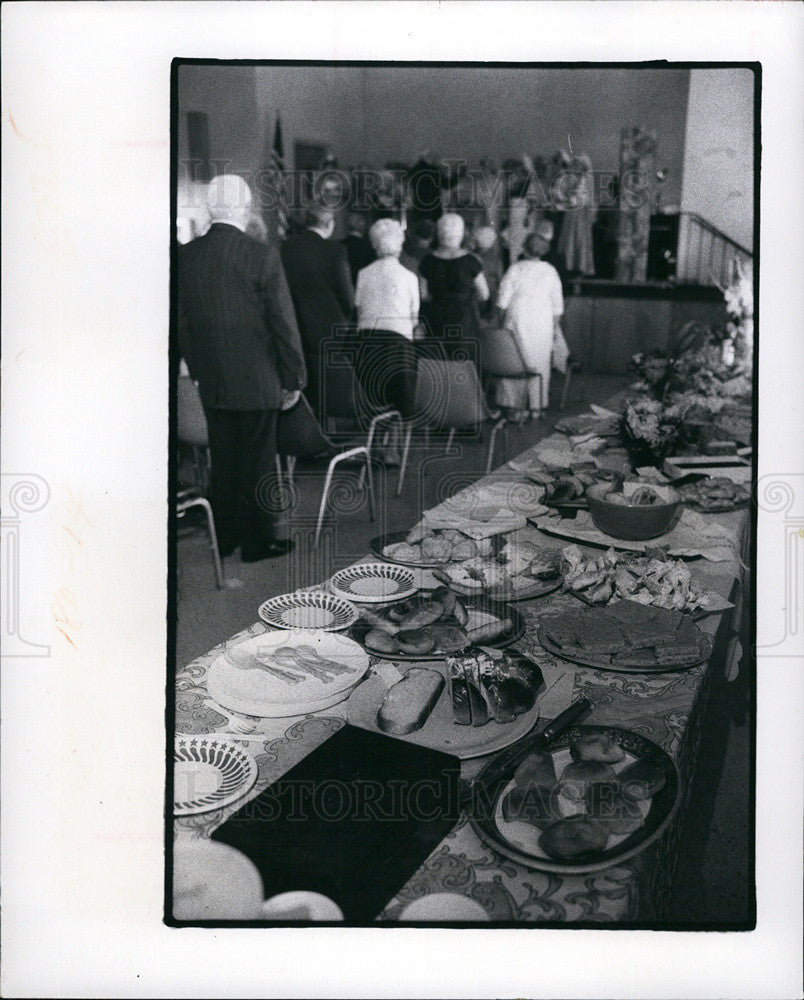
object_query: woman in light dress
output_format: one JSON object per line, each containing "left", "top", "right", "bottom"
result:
{"left": 494, "top": 220, "right": 565, "bottom": 421}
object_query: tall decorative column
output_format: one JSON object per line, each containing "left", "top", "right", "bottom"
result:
{"left": 1, "top": 474, "right": 51, "bottom": 657}
{"left": 616, "top": 127, "right": 657, "bottom": 283}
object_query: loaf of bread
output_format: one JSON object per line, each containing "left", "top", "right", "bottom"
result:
{"left": 376, "top": 668, "right": 445, "bottom": 735}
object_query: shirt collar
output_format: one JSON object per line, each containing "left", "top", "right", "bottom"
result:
{"left": 210, "top": 219, "right": 248, "bottom": 234}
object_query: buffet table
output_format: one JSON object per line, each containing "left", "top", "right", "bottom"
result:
{"left": 174, "top": 421, "right": 750, "bottom": 923}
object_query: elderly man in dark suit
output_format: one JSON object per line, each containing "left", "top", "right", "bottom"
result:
{"left": 281, "top": 203, "right": 354, "bottom": 419}
{"left": 178, "top": 174, "right": 307, "bottom": 562}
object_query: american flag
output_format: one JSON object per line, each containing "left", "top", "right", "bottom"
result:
{"left": 263, "top": 112, "right": 288, "bottom": 238}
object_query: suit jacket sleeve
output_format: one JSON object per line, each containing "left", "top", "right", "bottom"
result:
{"left": 260, "top": 244, "right": 308, "bottom": 392}
{"left": 332, "top": 243, "right": 355, "bottom": 319}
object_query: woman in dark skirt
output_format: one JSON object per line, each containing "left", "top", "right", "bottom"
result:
{"left": 353, "top": 218, "right": 420, "bottom": 460}
{"left": 419, "top": 213, "right": 490, "bottom": 363}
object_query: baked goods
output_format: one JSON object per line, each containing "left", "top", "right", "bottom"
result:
{"left": 383, "top": 527, "right": 498, "bottom": 565}
{"left": 618, "top": 758, "right": 666, "bottom": 801}
{"left": 377, "top": 668, "right": 445, "bottom": 735}
{"left": 558, "top": 761, "right": 618, "bottom": 801}
{"left": 539, "top": 815, "right": 610, "bottom": 860}
{"left": 677, "top": 476, "right": 751, "bottom": 512}
{"left": 560, "top": 544, "right": 713, "bottom": 613}
{"left": 447, "top": 650, "right": 543, "bottom": 726}
{"left": 497, "top": 727, "right": 670, "bottom": 863}
{"left": 541, "top": 465, "right": 623, "bottom": 506}
{"left": 569, "top": 731, "right": 626, "bottom": 764}
{"left": 540, "top": 600, "right": 706, "bottom": 669}
{"left": 514, "top": 750, "right": 557, "bottom": 789}
{"left": 502, "top": 783, "right": 559, "bottom": 828}
{"left": 584, "top": 782, "right": 644, "bottom": 834}
{"left": 436, "top": 539, "right": 560, "bottom": 596}
{"left": 354, "top": 589, "right": 513, "bottom": 658}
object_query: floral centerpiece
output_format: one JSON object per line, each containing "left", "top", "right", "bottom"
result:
{"left": 620, "top": 398, "right": 682, "bottom": 468}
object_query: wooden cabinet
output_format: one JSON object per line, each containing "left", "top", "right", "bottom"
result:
{"left": 563, "top": 285, "right": 725, "bottom": 374}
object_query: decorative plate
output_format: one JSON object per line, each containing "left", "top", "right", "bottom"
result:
{"left": 537, "top": 626, "right": 713, "bottom": 674}
{"left": 347, "top": 596, "right": 526, "bottom": 662}
{"left": 469, "top": 724, "right": 680, "bottom": 874}
{"left": 330, "top": 562, "right": 416, "bottom": 604}
{"left": 206, "top": 629, "right": 370, "bottom": 718}
{"left": 258, "top": 590, "right": 358, "bottom": 631}
{"left": 174, "top": 736, "right": 258, "bottom": 816}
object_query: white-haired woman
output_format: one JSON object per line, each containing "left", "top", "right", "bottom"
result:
{"left": 494, "top": 221, "right": 564, "bottom": 421}
{"left": 353, "top": 218, "right": 420, "bottom": 460}
{"left": 419, "top": 213, "right": 489, "bottom": 360}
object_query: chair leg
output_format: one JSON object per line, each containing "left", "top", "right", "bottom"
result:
{"left": 182, "top": 495, "right": 224, "bottom": 589}
{"left": 286, "top": 455, "right": 297, "bottom": 492}
{"left": 396, "top": 422, "right": 414, "bottom": 497}
{"left": 363, "top": 449, "right": 376, "bottom": 522}
{"left": 560, "top": 367, "right": 572, "bottom": 410}
{"left": 314, "top": 458, "right": 338, "bottom": 546}
{"left": 486, "top": 417, "right": 508, "bottom": 475}
{"left": 275, "top": 454, "right": 283, "bottom": 492}
{"left": 445, "top": 427, "right": 456, "bottom": 453}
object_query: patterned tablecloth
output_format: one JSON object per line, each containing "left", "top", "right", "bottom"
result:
{"left": 174, "top": 432, "right": 749, "bottom": 923}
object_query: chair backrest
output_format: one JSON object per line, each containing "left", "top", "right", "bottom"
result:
{"left": 414, "top": 359, "right": 489, "bottom": 430}
{"left": 481, "top": 327, "right": 532, "bottom": 378}
{"left": 276, "top": 393, "right": 332, "bottom": 458}
{"left": 177, "top": 375, "right": 209, "bottom": 447}
{"left": 319, "top": 354, "right": 367, "bottom": 422}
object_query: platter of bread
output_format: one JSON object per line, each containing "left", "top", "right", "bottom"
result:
{"left": 346, "top": 648, "right": 546, "bottom": 759}
{"left": 537, "top": 600, "right": 713, "bottom": 673}
{"left": 469, "top": 724, "right": 679, "bottom": 873}
{"left": 347, "top": 586, "right": 524, "bottom": 661}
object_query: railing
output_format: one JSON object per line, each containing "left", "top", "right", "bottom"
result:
{"left": 674, "top": 211, "right": 752, "bottom": 287}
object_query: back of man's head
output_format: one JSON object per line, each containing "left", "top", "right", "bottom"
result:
{"left": 207, "top": 174, "right": 252, "bottom": 227}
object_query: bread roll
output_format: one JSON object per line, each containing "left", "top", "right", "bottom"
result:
{"left": 364, "top": 629, "right": 398, "bottom": 654}
{"left": 618, "top": 758, "right": 666, "bottom": 801}
{"left": 502, "top": 784, "right": 558, "bottom": 829}
{"left": 376, "top": 668, "right": 445, "bottom": 735}
{"left": 569, "top": 731, "right": 626, "bottom": 764}
{"left": 585, "top": 782, "right": 644, "bottom": 834}
{"left": 539, "top": 815, "right": 609, "bottom": 860}
{"left": 558, "top": 761, "right": 618, "bottom": 801}
{"left": 395, "top": 629, "right": 435, "bottom": 654}
{"left": 514, "top": 751, "right": 558, "bottom": 790}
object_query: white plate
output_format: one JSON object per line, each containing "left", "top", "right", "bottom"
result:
{"left": 173, "top": 840, "right": 264, "bottom": 919}
{"left": 346, "top": 662, "right": 540, "bottom": 760}
{"left": 258, "top": 590, "right": 358, "bottom": 631}
{"left": 174, "top": 736, "right": 258, "bottom": 816}
{"left": 261, "top": 891, "right": 344, "bottom": 921}
{"left": 330, "top": 562, "right": 416, "bottom": 604}
{"left": 207, "top": 629, "right": 370, "bottom": 718}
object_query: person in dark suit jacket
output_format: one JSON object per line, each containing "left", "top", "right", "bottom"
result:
{"left": 341, "top": 211, "right": 375, "bottom": 285}
{"left": 178, "top": 174, "right": 307, "bottom": 562}
{"left": 281, "top": 204, "right": 354, "bottom": 419}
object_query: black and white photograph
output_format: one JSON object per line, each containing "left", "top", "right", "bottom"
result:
{"left": 2, "top": 3, "right": 802, "bottom": 998}
{"left": 171, "top": 60, "right": 758, "bottom": 927}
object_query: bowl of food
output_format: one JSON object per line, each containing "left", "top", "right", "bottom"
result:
{"left": 586, "top": 482, "right": 682, "bottom": 541}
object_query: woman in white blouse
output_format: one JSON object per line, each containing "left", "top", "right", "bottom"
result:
{"left": 494, "top": 220, "right": 564, "bottom": 421}
{"left": 353, "top": 219, "right": 420, "bottom": 458}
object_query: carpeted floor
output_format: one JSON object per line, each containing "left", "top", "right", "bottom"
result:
{"left": 173, "top": 370, "right": 753, "bottom": 927}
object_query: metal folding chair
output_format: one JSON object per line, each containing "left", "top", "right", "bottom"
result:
{"left": 396, "top": 358, "right": 507, "bottom": 494}
{"left": 277, "top": 393, "right": 380, "bottom": 545}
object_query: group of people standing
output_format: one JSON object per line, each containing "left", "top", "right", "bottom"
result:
{"left": 177, "top": 172, "right": 568, "bottom": 561}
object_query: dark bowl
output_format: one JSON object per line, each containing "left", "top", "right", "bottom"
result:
{"left": 586, "top": 483, "right": 683, "bottom": 541}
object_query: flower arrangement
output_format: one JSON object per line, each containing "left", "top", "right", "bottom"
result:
{"left": 620, "top": 398, "right": 682, "bottom": 468}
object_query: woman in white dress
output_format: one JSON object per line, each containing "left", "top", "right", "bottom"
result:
{"left": 494, "top": 220, "right": 564, "bottom": 421}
